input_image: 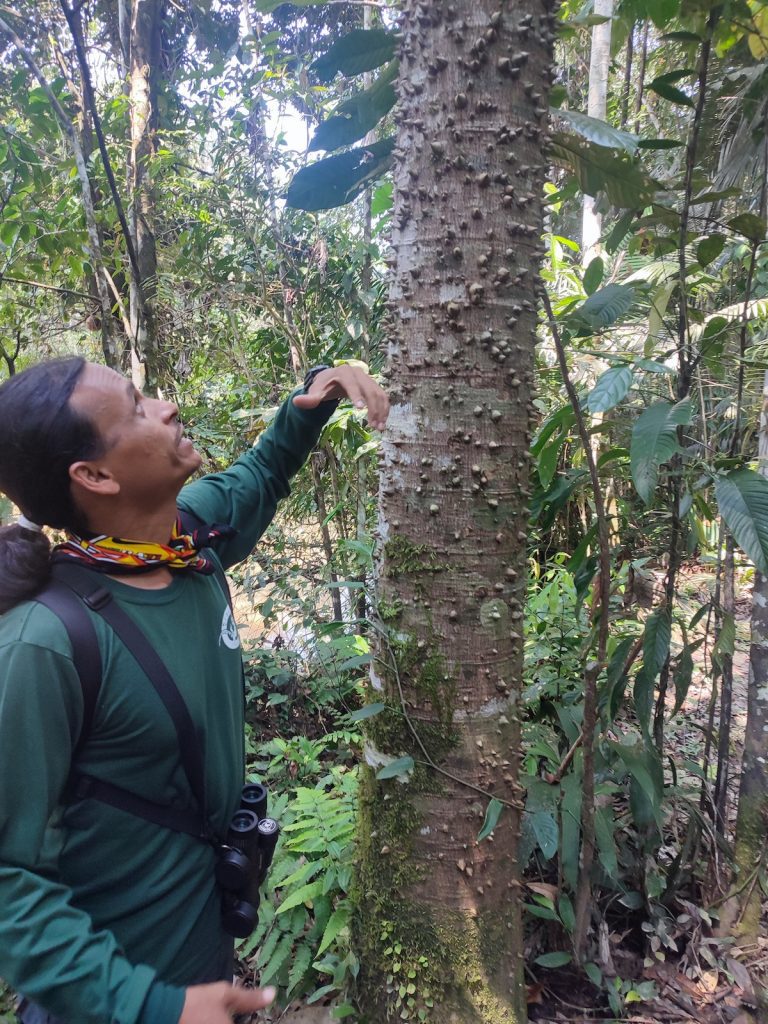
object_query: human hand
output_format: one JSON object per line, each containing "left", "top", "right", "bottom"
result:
{"left": 179, "top": 981, "right": 276, "bottom": 1023}
{"left": 292, "top": 365, "right": 390, "bottom": 430}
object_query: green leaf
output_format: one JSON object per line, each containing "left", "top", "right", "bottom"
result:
{"left": 376, "top": 755, "right": 415, "bottom": 780}
{"left": 551, "top": 133, "right": 659, "bottom": 208}
{"left": 643, "top": 606, "right": 672, "bottom": 677}
{"left": 648, "top": 77, "right": 694, "bottom": 106}
{"left": 672, "top": 647, "right": 694, "bottom": 715}
{"left": 558, "top": 894, "right": 576, "bottom": 933}
{"left": 535, "top": 951, "right": 573, "bottom": 968}
{"left": 287, "top": 943, "right": 314, "bottom": 996}
{"left": 630, "top": 399, "right": 692, "bottom": 504}
{"left": 286, "top": 138, "right": 395, "bottom": 211}
{"left": 727, "top": 213, "right": 767, "bottom": 242}
{"left": 697, "top": 233, "right": 726, "bottom": 267}
{"left": 310, "top": 62, "right": 398, "bottom": 152}
{"left": 610, "top": 737, "right": 664, "bottom": 831}
{"left": 348, "top": 702, "right": 386, "bottom": 722}
{"left": 715, "top": 469, "right": 768, "bottom": 575}
{"left": 637, "top": 137, "right": 685, "bottom": 150}
{"left": 259, "top": 932, "right": 294, "bottom": 984}
{"left": 634, "top": 608, "right": 671, "bottom": 734}
{"left": 595, "top": 805, "right": 618, "bottom": 877}
{"left": 584, "top": 962, "right": 603, "bottom": 987}
{"left": 478, "top": 797, "right": 505, "bottom": 841}
{"left": 583, "top": 255, "right": 604, "bottom": 295}
{"left": 586, "top": 364, "right": 633, "bottom": 414}
{"left": 312, "top": 28, "right": 397, "bottom": 82}
{"left": 573, "top": 284, "right": 636, "bottom": 330}
{"left": 317, "top": 906, "right": 351, "bottom": 956}
{"left": 276, "top": 879, "right": 325, "bottom": 914}
{"left": 531, "top": 810, "right": 559, "bottom": 860}
{"left": 554, "top": 109, "right": 639, "bottom": 154}
{"left": 370, "top": 180, "right": 393, "bottom": 217}
{"left": 645, "top": 0, "right": 680, "bottom": 27}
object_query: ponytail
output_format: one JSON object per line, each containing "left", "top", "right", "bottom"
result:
{"left": 0, "top": 357, "right": 102, "bottom": 613}
{"left": 0, "top": 524, "right": 52, "bottom": 614}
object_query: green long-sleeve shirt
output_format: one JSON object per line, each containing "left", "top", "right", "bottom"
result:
{"left": 0, "top": 393, "right": 335, "bottom": 1024}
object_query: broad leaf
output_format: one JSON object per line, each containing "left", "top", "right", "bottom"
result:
{"left": 697, "top": 233, "right": 725, "bottom": 267}
{"left": 535, "top": 951, "right": 573, "bottom": 968}
{"left": 630, "top": 399, "right": 692, "bottom": 504}
{"left": 554, "top": 109, "right": 639, "bottom": 154}
{"left": 672, "top": 647, "right": 694, "bottom": 715}
{"left": 634, "top": 607, "right": 671, "bottom": 735}
{"left": 317, "top": 906, "right": 351, "bottom": 956}
{"left": 312, "top": 28, "right": 397, "bottom": 82}
{"left": 286, "top": 138, "right": 395, "bottom": 211}
{"left": 645, "top": 0, "right": 680, "bottom": 27}
{"left": 727, "top": 213, "right": 766, "bottom": 242}
{"left": 348, "top": 702, "right": 386, "bottom": 722}
{"left": 587, "top": 364, "right": 633, "bottom": 414}
{"left": 573, "top": 283, "right": 635, "bottom": 330}
{"left": 478, "top": 797, "right": 505, "bottom": 841}
{"left": 309, "top": 63, "right": 398, "bottom": 152}
{"left": 550, "top": 133, "right": 659, "bottom": 207}
{"left": 715, "top": 469, "right": 768, "bottom": 575}
{"left": 531, "top": 810, "right": 558, "bottom": 860}
{"left": 610, "top": 737, "right": 664, "bottom": 831}
{"left": 583, "top": 255, "right": 604, "bottom": 294}
{"left": 376, "top": 755, "right": 414, "bottom": 780}
{"left": 648, "top": 77, "right": 694, "bottom": 106}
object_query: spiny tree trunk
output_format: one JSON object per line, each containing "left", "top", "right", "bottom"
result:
{"left": 129, "top": 0, "right": 161, "bottom": 388}
{"left": 721, "top": 370, "right": 768, "bottom": 942}
{"left": 354, "top": 3, "right": 555, "bottom": 1021}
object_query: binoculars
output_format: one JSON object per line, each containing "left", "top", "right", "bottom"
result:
{"left": 217, "top": 782, "right": 280, "bottom": 938}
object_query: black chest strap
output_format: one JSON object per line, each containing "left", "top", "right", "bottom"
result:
{"left": 38, "top": 563, "right": 217, "bottom": 843}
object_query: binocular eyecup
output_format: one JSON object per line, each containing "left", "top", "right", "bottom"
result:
{"left": 218, "top": 782, "right": 280, "bottom": 938}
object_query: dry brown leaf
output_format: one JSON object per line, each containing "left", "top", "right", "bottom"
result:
{"left": 525, "top": 881, "right": 558, "bottom": 900}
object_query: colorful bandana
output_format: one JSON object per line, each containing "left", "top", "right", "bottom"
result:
{"left": 51, "top": 516, "right": 236, "bottom": 576}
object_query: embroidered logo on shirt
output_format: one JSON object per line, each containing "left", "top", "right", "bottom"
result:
{"left": 219, "top": 605, "right": 241, "bottom": 649}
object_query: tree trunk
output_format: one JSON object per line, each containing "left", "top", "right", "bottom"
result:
{"left": 721, "top": 370, "right": 768, "bottom": 941}
{"left": 353, "top": 3, "right": 555, "bottom": 1021}
{"left": 581, "top": 0, "right": 613, "bottom": 262}
{"left": 129, "top": 0, "right": 161, "bottom": 389}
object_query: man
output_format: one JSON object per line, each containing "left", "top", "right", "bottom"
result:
{"left": 0, "top": 358, "right": 388, "bottom": 1024}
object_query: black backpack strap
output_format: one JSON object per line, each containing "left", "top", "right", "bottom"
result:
{"left": 35, "top": 580, "right": 101, "bottom": 759}
{"left": 46, "top": 563, "right": 215, "bottom": 842}
{"left": 177, "top": 506, "right": 232, "bottom": 610}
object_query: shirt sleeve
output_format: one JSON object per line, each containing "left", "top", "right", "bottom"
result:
{"left": 177, "top": 389, "right": 337, "bottom": 569}
{"left": 0, "top": 624, "right": 185, "bottom": 1024}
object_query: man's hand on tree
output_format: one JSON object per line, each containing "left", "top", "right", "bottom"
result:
{"left": 179, "top": 981, "right": 276, "bottom": 1023}
{"left": 292, "top": 365, "right": 390, "bottom": 431}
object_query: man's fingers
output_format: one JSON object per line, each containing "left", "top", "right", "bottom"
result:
{"left": 227, "top": 983, "right": 277, "bottom": 1012}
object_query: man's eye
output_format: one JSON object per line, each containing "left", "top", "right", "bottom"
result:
{"left": 135, "top": 395, "right": 146, "bottom": 416}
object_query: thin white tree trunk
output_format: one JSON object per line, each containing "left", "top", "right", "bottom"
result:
{"left": 581, "top": 0, "right": 614, "bottom": 263}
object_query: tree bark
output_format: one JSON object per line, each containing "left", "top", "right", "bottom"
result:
{"left": 720, "top": 372, "right": 768, "bottom": 941}
{"left": 353, "top": 3, "right": 555, "bottom": 1021}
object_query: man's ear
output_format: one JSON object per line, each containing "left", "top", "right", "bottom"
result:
{"left": 69, "top": 460, "right": 121, "bottom": 497}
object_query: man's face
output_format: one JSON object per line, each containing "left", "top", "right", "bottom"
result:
{"left": 69, "top": 363, "right": 202, "bottom": 508}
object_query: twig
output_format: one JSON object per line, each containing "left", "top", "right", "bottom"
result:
{"left": 0, "top": 275, "right": 96, "bottom": 300}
